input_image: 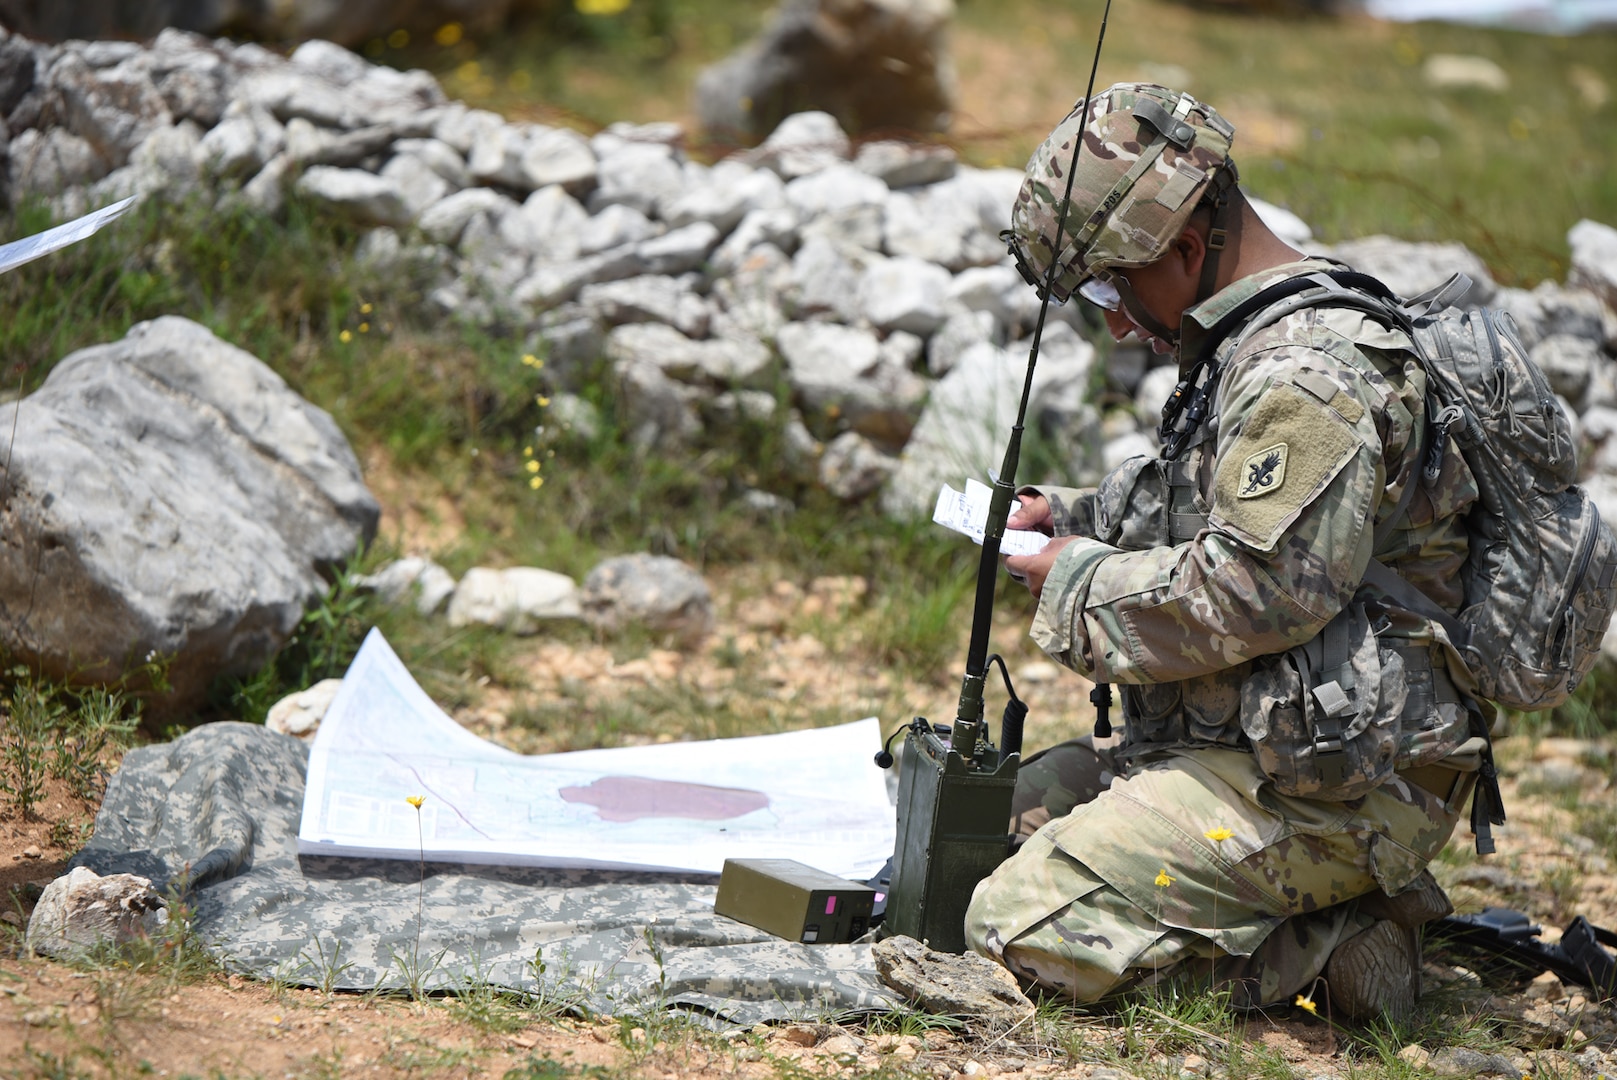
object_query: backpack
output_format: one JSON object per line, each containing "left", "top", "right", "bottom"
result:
{"left": 1201, "top": 268, "right": 1617, "bottom": 714}
{"left": 1176, "top": 268, "right": 1617, "bottom": 850}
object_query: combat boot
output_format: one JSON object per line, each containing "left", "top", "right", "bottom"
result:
{"left": 1324, "top": 919, "right": 1421, "bottom": 1024}
{"left": 1356, "top": 869, "right": 1453, "bottom": 928}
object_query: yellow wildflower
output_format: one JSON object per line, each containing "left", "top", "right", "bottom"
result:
{"left": 536, "top": 395, "right": 551, "bottom": 407}
{"left": 523, "top": 446, "right": 534, "bottom": 457}
{"left": 387, "top": 29, "right": 409, "bottom": 48}
{"left": 529, "top": 476, "right": 544, "bottom": 490}
{"left": 1154, "top": 868, "right": 1173, "bottom": 888}
{"left": 576, "top": 0, "right": 631, "bottom": 14}
{"left": 1204, "top": 826, "right": 1234, "bottom": 843}
{"left": 525, "top": 460, "right": 540, "bottom": 473}
{"left": 339, "top": 329, "right": 352, "bottom": 344}
{"left": 359, "top": 322, "right": 370, "bottom": 333}
{"left": 1293, "top": 993, "right": 1317, "bottom": 1015}
{"left": 360, "top": 302, "right": 373, "bottom": 314}
{"left": 406, "top": 795, "right": 424, "bottom": 809}
{"left": 434, "top": 22, "right": 463, "bottom": 46}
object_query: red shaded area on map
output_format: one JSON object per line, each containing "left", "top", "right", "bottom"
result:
{"left": 558, "top": 776, "right": 771, "bottom": 822}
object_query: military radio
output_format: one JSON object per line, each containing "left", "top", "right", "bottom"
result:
{"left": 872, "top": 0, "right": 1116, "bottom": 953}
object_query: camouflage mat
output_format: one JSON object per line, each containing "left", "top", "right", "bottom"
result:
{"left": 71, "top": 722, "right": 897, "bottom": 1027}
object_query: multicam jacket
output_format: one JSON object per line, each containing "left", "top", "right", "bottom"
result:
{"left": 1029, "top": 260, "right": 1480, "bottom": 777}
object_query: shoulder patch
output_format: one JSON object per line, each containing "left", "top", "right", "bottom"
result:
{"left": 1211, "top": 383, "right": 1361, "bottom": 552}
{"left": 1238, "top": 444, "right": 1287, "bottom": 498}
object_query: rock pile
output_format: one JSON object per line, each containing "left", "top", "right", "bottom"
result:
{"left": 0, "top": 0, "right": 537, "bottom": 51}
{"left": 0, "top": 27, "right": 1106, "bottom": 522}
{"left": 8, "top": 27, "right": 1617, "bottom": 644}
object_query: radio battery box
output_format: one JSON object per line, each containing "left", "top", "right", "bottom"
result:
{"left": 714, "top": 858, "right": 877, "bottom": 944}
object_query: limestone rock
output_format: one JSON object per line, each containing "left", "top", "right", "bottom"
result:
{"left": 748, "top": 111, "right": 851, "bottom": 180}
{"left": 1328, "top": 235, "right": 1496, "bottom": 306}
{"left": 606, "top": 323, "right": 772, "bottom": 387}
{"left": 695, "top": 0, "right": 957, "bottom": 141}
{"left": 418, "top": 187, "right": 516, "bottom": 246}
{"left": 579, "top": 203, "right": 661, "bottom": 256}
{"left": 8, "top": 127, "right": 109, "bottom": 196}
{"left": 589, "top": 141, "right": 682, "bottom": 215}
{"left": 664, "top": 160, "right": 787, "bottom": 233}
{"left": 265, "top": 678, "right": 344, "bottom": 740}
{"left": 1531, "top": 334, "right": 1602, "bottom": 410}
{"left": 51, "top": 51, "right": 174, "bottom": 168}
{"left": 1428, "top": 1047, "right": 1522, "bottom": 1078}
{"left": 613, "top": 355, "right": 705, "bottom": 449}
{"left": 581, "top": 554, "right": 714, "bottom": 645}
{"left": 854, "top": 139, "right": 957, "bottom": 188}
{"left": 25, "top": 867, "right": 167, "bottom": 957}
{"left": 1570, "top": 219, "right": 1617, "bottom": 311}
{"left": 871, "top": 934, "right": 1034, "bottom": 1030}
{"left": 858, "top": 255, "right": 951, "bottom": 335}
{"left": 638, "top": 222, "right": 722, "bottom": 276}
{"left": 819, "top": 431, "right": 898, "bottom": 500}
{"left": 1423, "top": 54, "right": 1509, "bottom": 93}
{"left": 777, "top": 321, "right": 927, "bottom": 449}
{"left": 354, "top": 556, "right": 457, "bottom": 615}
{"left": 294, "top": 165, "right": 412, "bottom": 228}
{"left": 0, "top": 317, "right": 378, "bottom": 710}
{"left": 1494, "top": 285, "right": 1613, "bottom": 359}
{"left": 522, "top": 126, "right": 598, "bottom": 195}
{"left": 583, "top": 277, "right": 712, "bottom": 339}
{"left": 884, "top": 330, "right": 1094, "bottom": 517}
{"left": 446, "top": 567, "right": 583, "bottom": 634}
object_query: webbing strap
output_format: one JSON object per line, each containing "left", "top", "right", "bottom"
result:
{"left": 1361, "top": 560, "right": 1470, "bottom": 649}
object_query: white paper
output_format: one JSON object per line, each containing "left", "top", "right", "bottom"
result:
{"left": 0, "top": 197, "right": 138, "bottom": 276}
{"left": 297, "top": 629, "right": 896, "bottom": 878}
{"left": 932, "top": 478, "right": 1051, "bottom": 558}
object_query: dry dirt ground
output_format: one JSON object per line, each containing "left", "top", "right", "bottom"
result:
{"left": 3, "top": 592, "right": 1617, "bottom": 1077}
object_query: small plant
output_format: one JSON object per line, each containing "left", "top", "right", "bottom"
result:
{"left": 447, "top": 959, "right": 530, "bottom": 1035}
{"left": 50, "top": 685, "right": 139, "bottom": 801}
{"left": 503, "top": 1057, "right": 612, "bottom": 1080}
{"left": 296, "top": 935, "right": 356, "bottom": 996}
{"left": 0, "top": 668, "right": 63, "bottom": 818}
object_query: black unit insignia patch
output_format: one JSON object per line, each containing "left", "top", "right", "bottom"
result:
{"left": 1239, "top": 444, "right": 1287, "bottom": 498}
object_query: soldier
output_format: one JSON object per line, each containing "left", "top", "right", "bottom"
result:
{"left": 968, "top": 83, "right": 1489, "bottom": 1021}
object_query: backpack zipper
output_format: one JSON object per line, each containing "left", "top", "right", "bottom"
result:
{"left": 1489, "top": 308, "right": 1561, "bottom": 467}
{"left": 1549, "top": 499, "right": 1601, "bottom": 667}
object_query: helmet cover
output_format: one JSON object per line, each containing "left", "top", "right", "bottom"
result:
{"left": 1006, "top": 83, "right": 1236, "bottom": 303}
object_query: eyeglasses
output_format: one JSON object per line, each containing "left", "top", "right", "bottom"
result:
{"left": 1078, "top": 274, "right": 1122, "bottom": 311}
{"left": 1001, "top": 229, "right": 1123, "bottom": 311}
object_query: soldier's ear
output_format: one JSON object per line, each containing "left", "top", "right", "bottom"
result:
{"left": 1169, "top": 224, "right": 1207, "bottom": 285}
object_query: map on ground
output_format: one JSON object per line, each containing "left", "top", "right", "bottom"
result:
{"left": 297, "top": 629, "right": 896, "bottom": 878}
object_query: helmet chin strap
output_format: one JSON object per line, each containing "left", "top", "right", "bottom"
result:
{"left": 1194, "top": 161, "right": 1241, "bottom": 307}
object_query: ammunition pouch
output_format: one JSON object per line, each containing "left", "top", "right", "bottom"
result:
{"left": 1239, "top": 601, "right": 1407, "bottom": 801}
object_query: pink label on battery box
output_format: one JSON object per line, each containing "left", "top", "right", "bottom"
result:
{"left": 825, "top": 896, "right": 837, "bottom": 915}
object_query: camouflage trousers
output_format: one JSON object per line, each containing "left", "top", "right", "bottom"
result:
{"left": 965, "top": 739, "right": 1469, "bottom": 1006}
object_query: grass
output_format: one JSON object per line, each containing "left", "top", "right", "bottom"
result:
{"left": 0, "top": 6, "right": 1614, "bottom": 1076}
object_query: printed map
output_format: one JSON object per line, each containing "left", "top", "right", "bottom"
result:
{"left": 297, "top": 629, "right": 896, "bottom": 877}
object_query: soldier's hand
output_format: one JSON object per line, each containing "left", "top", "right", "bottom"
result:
{"left": 1008, "top": 494, "right": 1054, "bottom": 536}
{"left": 1005, "top": 535, "right": 1079, "bottom": 600}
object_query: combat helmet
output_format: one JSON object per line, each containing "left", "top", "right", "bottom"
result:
{"left": 1003, "top": 84, "right": 1238, "bottom": 332}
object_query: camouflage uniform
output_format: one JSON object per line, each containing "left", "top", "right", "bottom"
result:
{"left": 965, "top": 250, "right": 1486, "bottom": 1004}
